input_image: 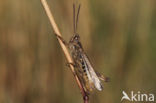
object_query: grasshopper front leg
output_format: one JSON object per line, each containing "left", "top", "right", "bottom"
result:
{"left": 54, "top": 33, "right": 68, "bottom": 47}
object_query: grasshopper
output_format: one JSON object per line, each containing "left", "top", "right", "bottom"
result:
{"left": 56, "top": 4, "right": 109, "bottom": 93}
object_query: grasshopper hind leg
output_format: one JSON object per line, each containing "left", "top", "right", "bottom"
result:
{"left": 96, "top": 71, "right": 110, "bottom": 82}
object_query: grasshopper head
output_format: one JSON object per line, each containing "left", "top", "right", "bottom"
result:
{"left": 69, "top": 33, "right": 80, "bottom": 43}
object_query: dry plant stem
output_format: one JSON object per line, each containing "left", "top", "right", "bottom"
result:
{"left": 40, "top": 0, "right": 89, "bottom": 103}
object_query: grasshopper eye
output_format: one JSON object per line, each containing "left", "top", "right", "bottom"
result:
{"left": 75, "top": 36, "right": 78, "bottom": 40}
{"left": 74, "top": 34, "right": 80, "bottom": 40}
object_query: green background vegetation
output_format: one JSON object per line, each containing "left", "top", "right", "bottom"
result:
{"left": 0, "top": 0, "right": 156, "bottom": 103}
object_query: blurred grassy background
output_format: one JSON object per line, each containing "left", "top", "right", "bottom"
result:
{"left": 0, "top": 0, "right": 156, "bottom": 103}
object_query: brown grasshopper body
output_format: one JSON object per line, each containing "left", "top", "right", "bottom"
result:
{"left": 69, "top": 34, "right": 96, "bottom": 92}
{"left": 69, "top": 33, "right": 104, "bottom": 92}
{"left": 57, "top": 4, "right": 108, "bottom": 93}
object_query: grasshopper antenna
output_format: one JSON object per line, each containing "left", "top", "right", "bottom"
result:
{"left": 76, "top": 4, "right": 81, "bottom": 33}
{"left": 73, "top": 4, "right": 76, "bottom": 34}
{"left": 73, "top": 4, "right": 81, "bottom": 34}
